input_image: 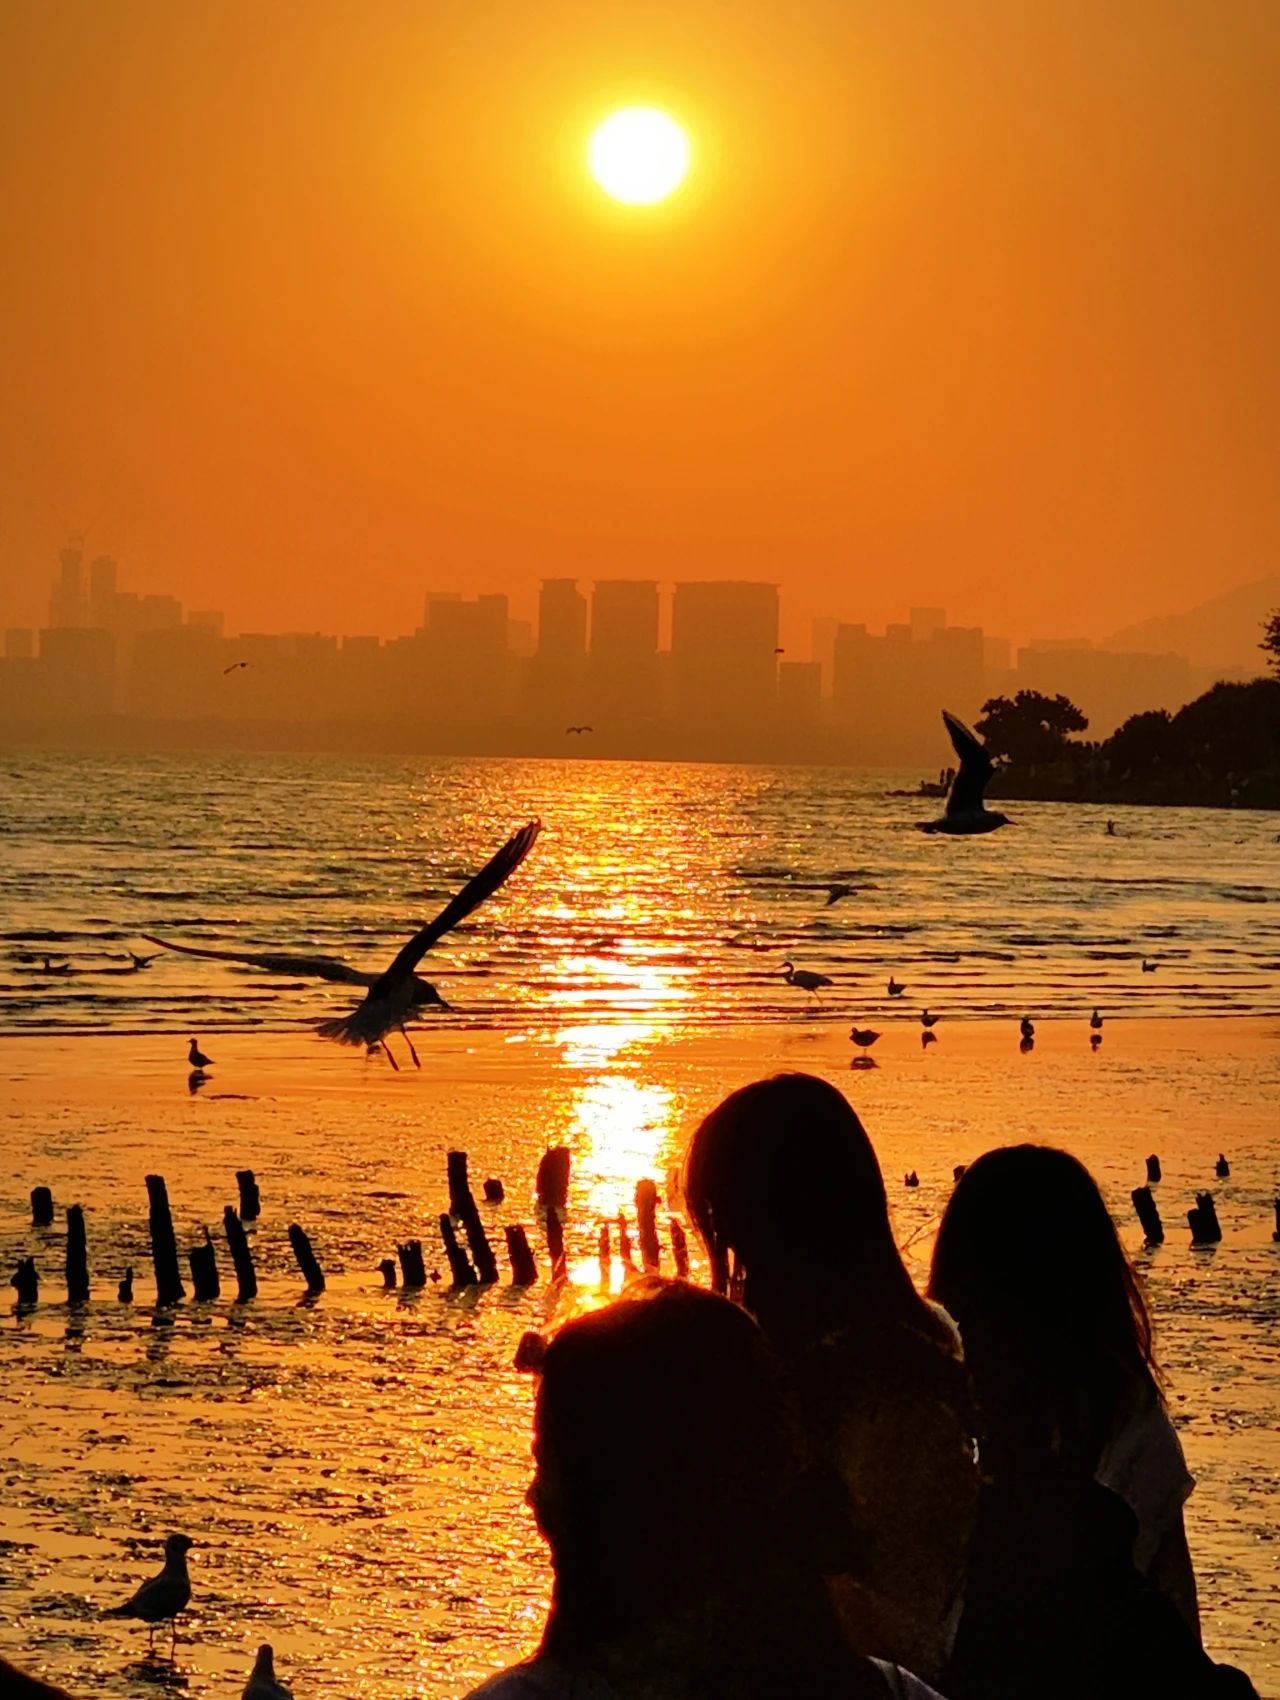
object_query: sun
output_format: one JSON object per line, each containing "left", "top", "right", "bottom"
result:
{"left": 588, "top": 107, "right": 691, "bottom": 206}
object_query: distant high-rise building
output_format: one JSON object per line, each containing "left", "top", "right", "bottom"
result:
{"left": 589, "top": 580, "right": 660, "bottom": 720}
{"left": 188, "top": 609, "right": 225, "bottom": 637}
{"left": 89, "top": 556, "right": 119, "bottom": 628}
{"left": 910, "top": 607, "right": 946, "bottom": 642}
{"left": 4, "top": 629, "right": 34, "bottom": 661}
{"left": 833, "top": 617, "right": 985, "bottom": 762}
{"left": 811, "top": 616, "right": 839, "bottom": 699}
{"left": 538, "top": 579, "right": 588, "bottom": 660}
{"left": 420, "top": 593, "right": 514, "bottom": 722}
{"left": 670, "top": 581, "right": 779, "bottom": 726}
{"left": 778, "top": 661, "right": 822, "bottom": 725}
{"left": 49, "top": 539, "right": 86, "bottom": 629}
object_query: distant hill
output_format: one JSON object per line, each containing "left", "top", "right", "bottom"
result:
{"left": 1107, "top": 575, "right": 1279, "bottom": 671}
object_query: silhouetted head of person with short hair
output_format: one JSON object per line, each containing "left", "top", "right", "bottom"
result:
{"left": 929, "top": 1143, "right": 1157, "bottom": 1474}
{"left": 683, "top": 1073, "right": 924, "bottom": 1347}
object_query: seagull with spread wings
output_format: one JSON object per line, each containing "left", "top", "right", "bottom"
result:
{"left": 918, "top": 711, "right": 1012, "bottom": 835}
{"left": 146, "top": 819, "right": 541, "bottom": 1070}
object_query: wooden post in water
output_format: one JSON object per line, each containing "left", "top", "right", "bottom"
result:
{"left": 505, "top": 1225, "right": 538, "bottom": 1286}
{"left": 236, "top": 1170, "right": 261, "bottom": 1221}
{"left": 288, "top": 1224, "right": 326, "bottom": 1294}
{"left": 65, "top": 1204, "right": 90, "bottom": 1304}
{"left": 669, "top": 1217, "right": 690, "bottom": 1278}
{"left": 616, "top": 1212, "right": 635, "bottom": 1275}
{"left": 146, "top": 1175, "right": 185, "bottom": 1306}
{"left": 447, "top": 1152, "right": 498, "bottom": 1283}
{"left": 635, "top": 1180, "right": 661, "bottom": 1273}
{"left": 1188, "top": 1192, "right": 1222, "bottom": 1246}
{"left": 598, "top": 1223, "right": 611, "bottom": 1288}
{"left": 189, "top": 1229, "right": 221, "bottom": 1301}
{"left": 31, "top": 1187, "right": 54, "bottom": 1228}
{"left": 438, "top": 1215, "right": 478, "bottom": 1287}
{"left": 536, "top": 1147, "right": 571, "bottom": 1215}
{"left": 1146, "top": 1154, "right": 1162, "bottom": 1185}
{"left": 1131, "top": 1187, "right": 1164, "bottom": 1246}
{"left": 544, "top": 1208, "right": 566, "bottom": 1282}
{"left": 11, "top": 1258, "right": 38, "bottom": 1306}
{"left": 222, "top": 1205, "right": 258, "bottom": 1301}
{"left": 483, "top": 1178, "right": 505, "bottom": 1204}
{"left": 378, "top": 1257, "right": 397, "bottom": 1288}
{"left": 1273, "top": 1199, "right": 1280, "bottom": 1243}
{"left": 398, "top": 1240, "right": 427, "bottom": 1288}
{"left": 117, "top": 1267, "right": 134, "bottom": 1303}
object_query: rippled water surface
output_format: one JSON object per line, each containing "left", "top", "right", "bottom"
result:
{"left": 1, "top": 751, "right": 1278, "bottom": 1034}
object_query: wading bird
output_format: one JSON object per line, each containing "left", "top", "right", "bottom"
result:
{"left": 243, "top": 1643, "right": 293, "bottom": 1700}
{"left": 188, "top": 1037, "right": 214, "bottom": 1069}
{"left": 1142, "top": 958, "right": 1158, "bottom": 973}
{"left": 149, "top": 821, "right": 541, "bottom": 1070}
{"left": 1090, "top": 1008, "right": 1103, "bottom": 1030}
{"left": 887, "top": 976, "right": 906, "bottom": 997}
{"left": 850, "top": 1026, "right": 880, "bottom": 1052}
{"left": 921, "top": 1009, "right": 939, "bottom": 1029}
{"left": 105, "top": 1532, "right": 193, "bottom": 1656}
{"left": 918, "top": 711, "right": 1012, "bottom": 836}
{"left": 782, "top": 961, "right": 833, "bottom": 999}
{"left": 1019, "top": 1016, "right": 1035, "bottom": 1042}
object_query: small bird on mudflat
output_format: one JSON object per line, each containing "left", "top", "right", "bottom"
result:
{"left": 921, "top": 1009, "right": 939, "bottom": 1029}
{"left": 105, "top": 1532, "right": 193, "bottom": 1654}
{"left": 1090, "top": 1009, "right": 1103, "bottom": 1030}
{"left": 243, "top": 1642, "right": 293, "bottom": 1700}
{"left": 1019, "top": 1016, "right": 1035, "bottom": 1041}
{"left": 850, "top": 1027, "right": 880, "bottom": 1052}
{"left": 918, "top": 711, "right": 1012, "bottom": 836}
{"left": 188, "top": 1038, "right": 214, "bottom": 1069}
{"left": 887, "top": 977, "right": 906, "bottom": 997}
{"left": 1141, "top": 959, "right": 1158, "bottom": 973}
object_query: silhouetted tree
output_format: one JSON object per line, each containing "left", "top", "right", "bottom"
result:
{"left": 1262, "top": 609, "right": 1280, "bottom": 677}
{"left": 976, "top": 691, "right": 1088, "bottom": 767}
{"left": 1105, "top": 709, "right": 1182, "bottom": 776}
{"left": 1171, "top": 679, "right": 1280, "bottom": 776}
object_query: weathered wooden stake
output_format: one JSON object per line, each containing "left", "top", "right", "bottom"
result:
{"left": 117, "top": 1267, "right": 134, "bottom": 1303}
{"left": 189, "top": 1230, "right": 221, "bottom": 1301}
{"left": 616, "top": 1211, "right": 635, "bottom": 1274}
{"left": 398, "top": 1240, "right": 427, "bottom": 1288}
{"left": 598, "top": 1223, "right": 612, "bottom": 1288}
{"left": 1215, "top": 1153, "right": 1230, "bottom": 1179}
{"left": 483, "top": 1177, "right": 505, "bottom": 1204}
{"left": 1146, "top": 1154, "right": 1162, "bottom": 1185}
{"left": 536, "top": 1147, "right": 571, "bottom": 1215}
{"left": 635, "top": 1180, "right": 661, "bottom": 1273}
{"left": 11, "top": 1258, "right": 38, "bottom": 1306}
{"left": 505, "top": 1225, "right": 538, "bottom": 1286}
{"left": 236, "top": 1170, "right": 261, "bottom": 1220}
{"left": 438, "top": 1215, "right": 478, "bottom": 1287}
{"left": 953, "top": 1165, "right": 967, "bottom": 1184}
{"left": 65, "top": 1204, "right": 90, "bottom": 1304}
{"left": 447, "top": 1152, "right": 498, "bottom": 1283}
{"left": 222, "top": 1206, "right": 258, "bottom": 1301}
{"left": 31, "top": 1186, "right": 54, "bottom": 1227}
{"left": 1188, "top": 1192, "right": 1222, "bottom": 1246}
{"left": 146, "top": 1175, "right": 186, "bottom": 1306}
{"left": 378, "top": 1257, "right": 397, "bottom": 1288}
{"left": 1273, "top": 1199, "right": 1280, "bottom": 1243}
{"left": 1130, "top": 1186, "right": 1164, "bottom": 1246}
{"left": 288, "top": 1223, "right": 325, "bottom": 1294}
{"left": 545, "top": 1207, "right": 566, "bottom": 1282}
{"left": 904, "top": 1170, "right": 920, "bottom": 1188}
{"left": 669, "top": 1217, "right": 690, "bottom": 1279}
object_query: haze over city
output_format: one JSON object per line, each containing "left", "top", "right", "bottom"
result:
{"left": 2, "top": 0, "right": 1278, "bottom": 651}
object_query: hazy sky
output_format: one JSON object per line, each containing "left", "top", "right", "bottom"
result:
{"left": 1, "top": 0, "right": 1277, "bottom": 649}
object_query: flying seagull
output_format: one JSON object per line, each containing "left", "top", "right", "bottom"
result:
{"left": 918, "top": 711, "right": 1012, "bottom": 835}
{"left": 823, "top": 883, "right": 856, "bottom": 906}
{"left": 565, "top": 725, "right": 593, "bottom": 735}
{"left": 148, "top": 820, "right": 541, "bottom": 1070}
{"left": 243, "top": 1643, "right": 293, "bottom": 1700}
{"left": 782, "top": 960, "right": 833, "bottom": 999}
{"left": 223, "top": 660, "right": 250, "bottom": 674}
{"left": 105, "top": 1532, "right": 193, "bottom": 1655}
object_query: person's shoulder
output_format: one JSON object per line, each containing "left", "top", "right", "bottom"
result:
{"left": 462, "top": 1658, "right": 617, "bottom": 1700}
{"left": 870, "top": 1660, "right": 952, "bottom": 1700}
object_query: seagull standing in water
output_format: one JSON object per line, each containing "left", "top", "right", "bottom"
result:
{"left": 918, "top": 711, "right": 1012, "bottom": 836}
{"left": 150, "top": 821, "right": 541, "bottom": 1071}
{"left": 850, "top": 1027, "right": 881, "bottom": 1053}
{"left": 188, "top": 1037, "right": 214, "bottom": 1069}
{"left": 243, "top": 1643, "right": 293, "bottom": 1700}
{"left": 887, "top": 976, "right": 906, "bottom": 997}
{"left": 782, "top": 961, "right": 833, "bottom": 1000}
{"left": 1090, "top": 1009, "right": 1104, "bottom": 1030}
{"left": 105, "top": 1532, "right": 193, "bottom": 1655}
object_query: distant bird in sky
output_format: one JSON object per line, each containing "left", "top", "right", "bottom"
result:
{"left": 1020, "top": 1016, "right": 1035, "bottom": 1041}
{"left": 773, "top": 647, "right": 785, "bottom": 654}
{"left": 887, "top": 976, "right": 906, "bottom": 997}
{"left": 564, "top": 725, "right": 593, "bottom": 735}
{"left": 850, "top": 1026, "right": 880, "bottom": 1052}
{"left": 823, "top": 883, "right": 856, "bottom": 906}
{"left": 243, "top": 1643, "right": 293, "bottom": 1700}
{"left": 921, "top": 1029, "right": 938, "bottom": 1048}
{"left": 150, "top": 822, "right": 541, "bottom": 1070}
{"left": 188, "top": 1037, "right": 214, "bottom": 1069}
{"left": 105, "top": 1532, "right": 193, "bottom": 1654}
{"left": 782, "top": 961, "right": 833, "bottom": 999}
{"left": 223, "top": 660, "right": 250, "bottom": 674}
{"left": 918, "top": 711, "right": 1012, "bottom": 836}
{"left": 921, "top": 1009, "right": 939, "bottom": 1028}
{"left": 1142, "top": 958, "right": 1158, "bottom": 973}
{"left": 1090, "top": 1008, "right": 1104, "bottom": 1030}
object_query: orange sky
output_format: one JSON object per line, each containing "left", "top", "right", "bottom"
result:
{"left": 1, "top": 0, "right": 1277, "bottom": 650}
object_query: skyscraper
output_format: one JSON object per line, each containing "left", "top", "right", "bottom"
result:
{"left": 49, "top": 539, "right": 86, "bottom": 629}
{"left": 670, "top": 581, "right": 779, "bottom": 726}
{"left": 526, "top": 579, "right": 588, "bottom": 722}
{"left": 589, "top": 580, "right": 660, "bottom": 720}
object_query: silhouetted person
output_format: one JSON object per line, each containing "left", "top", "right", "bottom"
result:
{"left": 467, "top": 1280, "right": 944, "bottom": 1700}
{"left": 684, "top": 1075, "right": 977, "bottom": 1681}
{"left": 928, "top": 1148, "right": 1255, "bottom": 1699}
{"left": 0, "top": 1657, "right": 78, "bottom": 1699}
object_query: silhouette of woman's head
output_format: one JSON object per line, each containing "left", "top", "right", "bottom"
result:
{"left": 929, "top": 1143, "right": 1156, "bottom": 1469}
{"left": 531, "top": 1279, "right": 802, "bottom": 1649}
{"left": 683, "top": 1073, "right": 916, "bottom": 1340}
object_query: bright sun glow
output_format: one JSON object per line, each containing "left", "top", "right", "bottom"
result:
{"left": 588, "top": 107, "right": 690, "bottom": 205}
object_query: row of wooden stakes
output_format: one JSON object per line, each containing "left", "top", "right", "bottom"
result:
{"left": 1131, "top": 1153, "right": 1280, "bottom": 1247}
{"left": 9, "top": 1150, "right": 689, "bottom": 1310}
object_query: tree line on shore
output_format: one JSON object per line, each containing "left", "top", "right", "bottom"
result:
{"left": 980, "top": 611, "right": 1280, "bottom": 809}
